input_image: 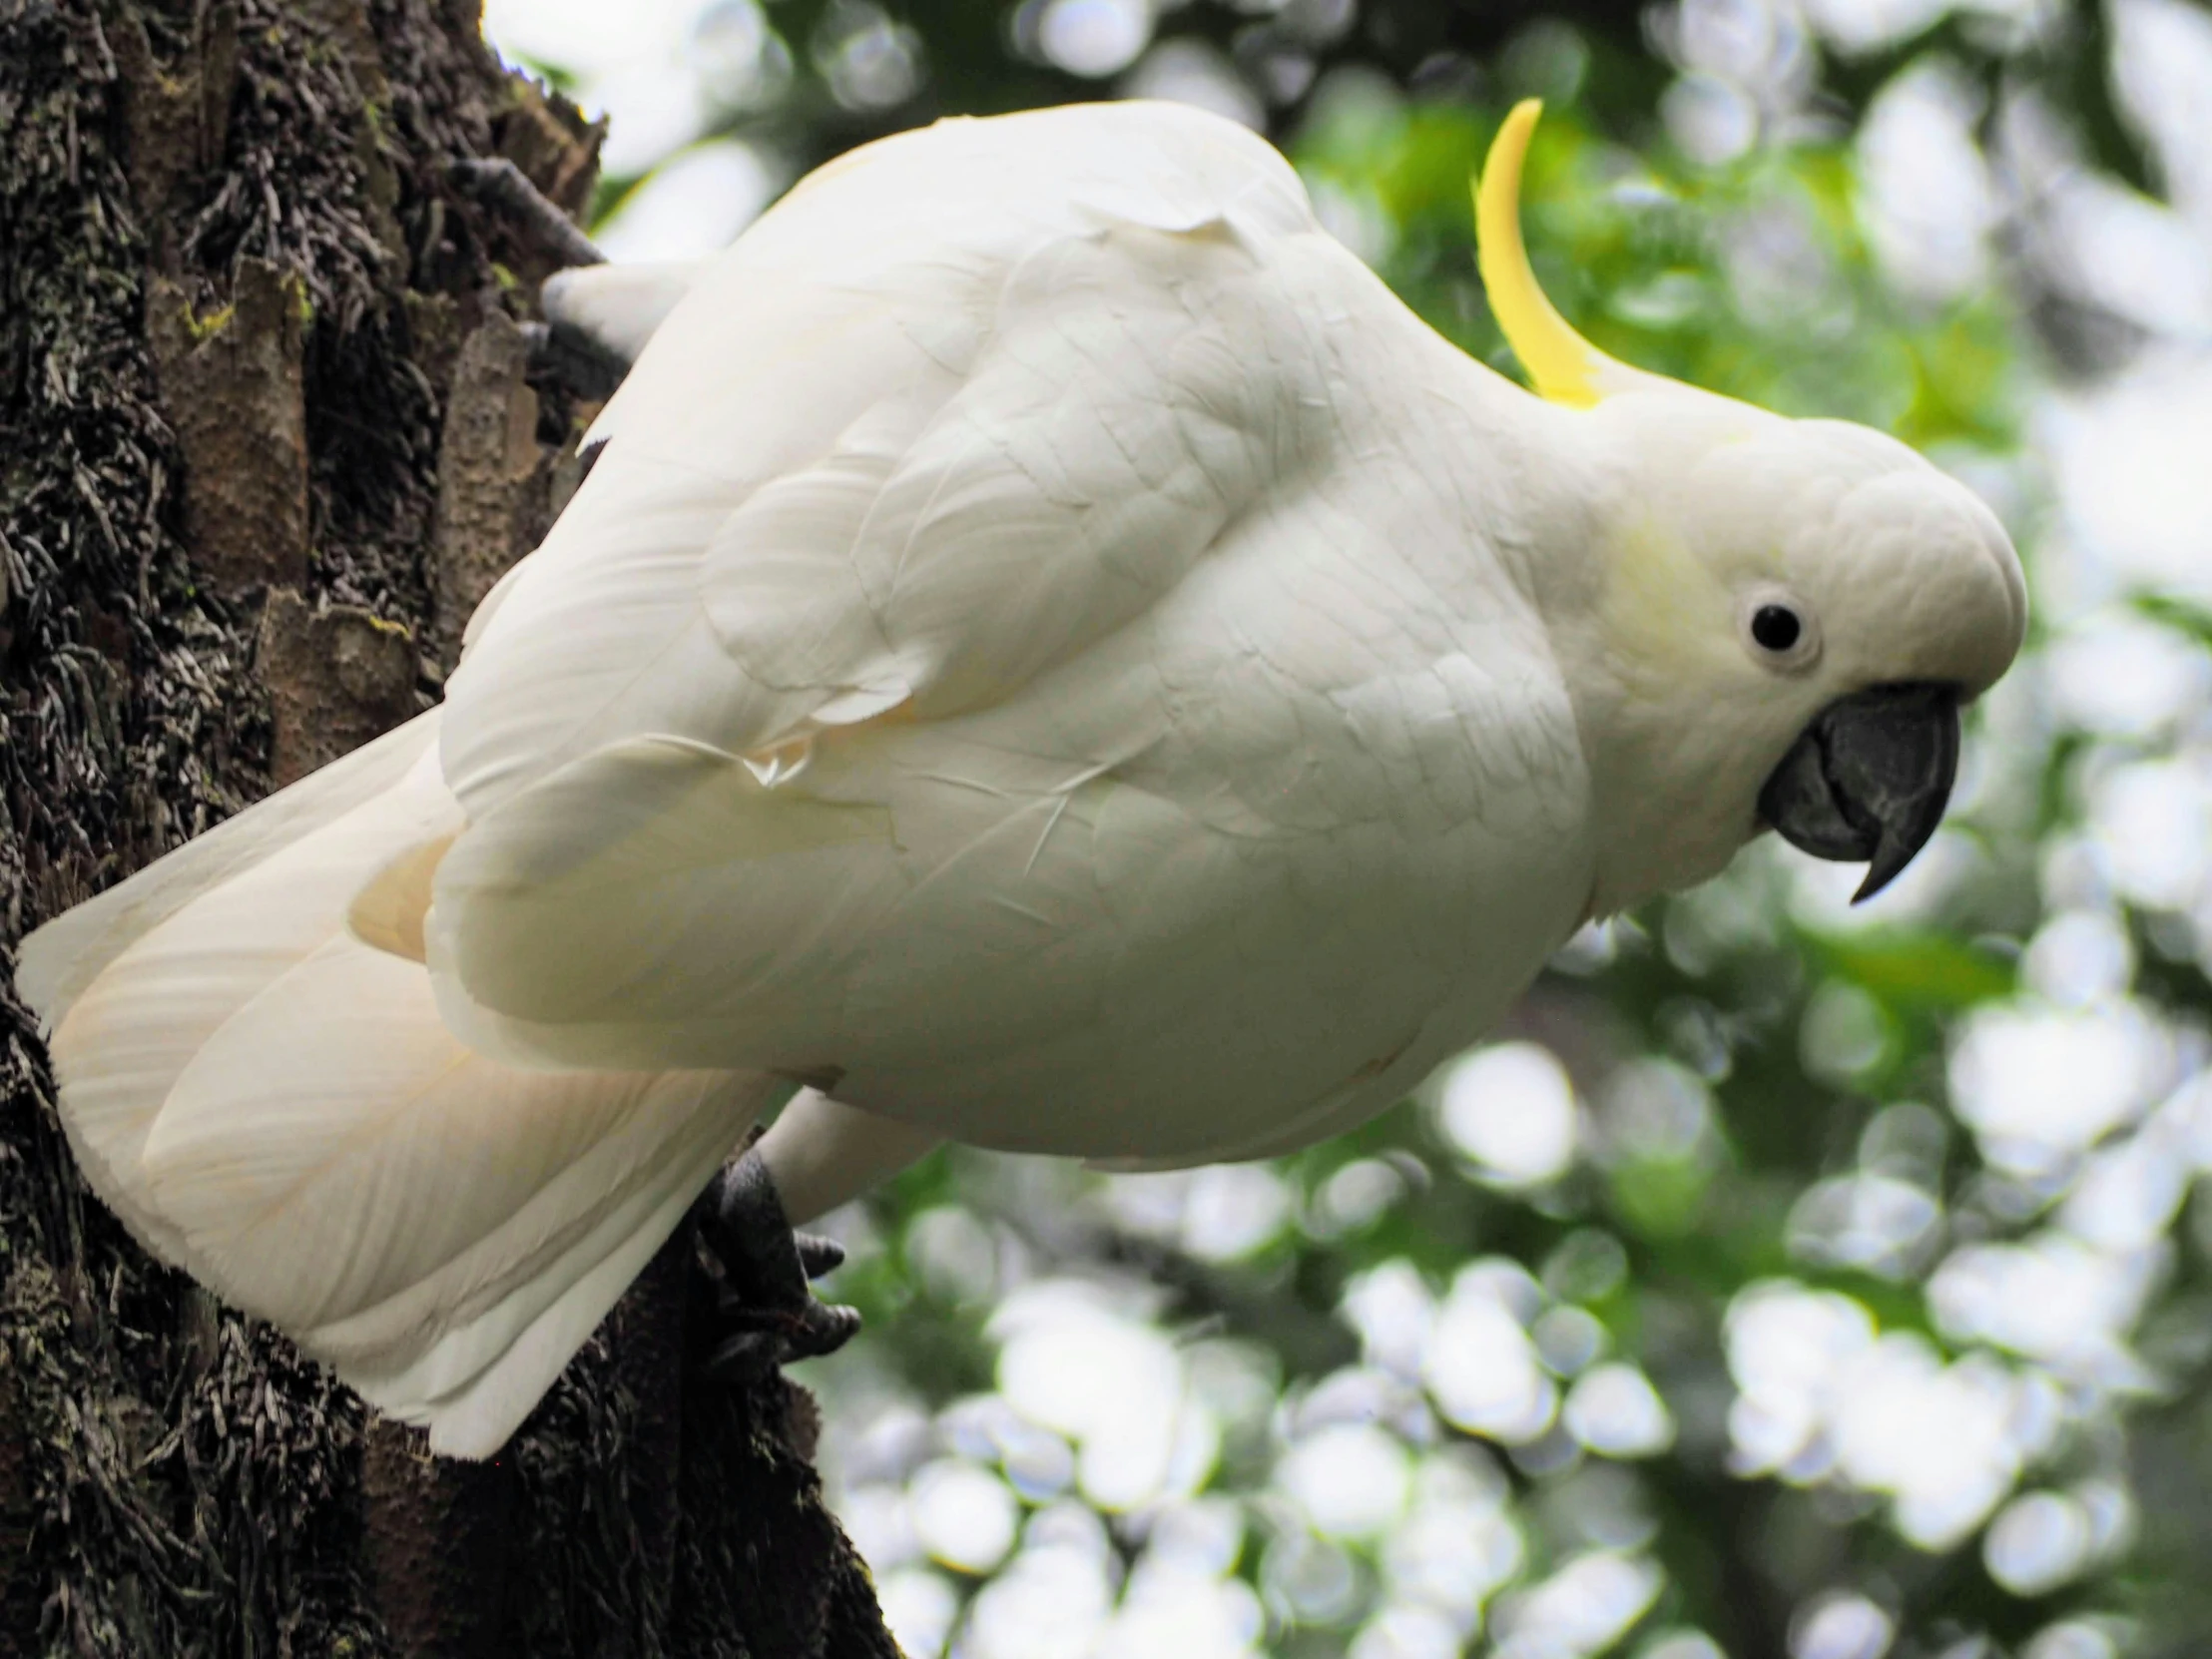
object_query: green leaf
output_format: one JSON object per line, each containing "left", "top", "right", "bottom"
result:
{"left": 1805, "top": 927, "right": 2017, "bottom": 1012}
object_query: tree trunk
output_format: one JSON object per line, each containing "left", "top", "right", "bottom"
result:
{"left": 0, "top": 1, "right": 900, "bottom": 1652}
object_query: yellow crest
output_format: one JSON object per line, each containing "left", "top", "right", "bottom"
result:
{"left": 1473, "top": 100, "right": 1643, "bottom": 408}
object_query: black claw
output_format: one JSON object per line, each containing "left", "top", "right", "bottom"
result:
{"left": 518, "top": 321, "right": 632, "bottom": 403}
{"left": 701, "top": 1152, "right": 805, "bottom": 1301}
{"left": 791, "top": 1303, "right": 862, "bottom": 1360}
{"left": 448, "top": 157, "right": 606, "bottom": 271}
{"left": 690, "top": 1151, "right": 863, "bottom": 1382}
{"left": 795, "top": 1233, "right": 847, "bottom": 1279}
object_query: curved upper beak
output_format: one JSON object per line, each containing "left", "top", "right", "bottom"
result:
{"left": 1756, "top": 682, "right": 1962, "bottom": 903}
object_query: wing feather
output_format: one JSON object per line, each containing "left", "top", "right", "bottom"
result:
{"left": 430, "top": 108, "right": 1351, "bottom": 1079}
{"left": 438, "top": 103, "right": 1325, "bottom": 826}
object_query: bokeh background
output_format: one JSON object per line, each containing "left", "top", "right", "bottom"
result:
{"left": 481, "top": 3, "right": 2212, "bottom": 1656}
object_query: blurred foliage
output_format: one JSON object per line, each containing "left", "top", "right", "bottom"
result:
{"left": 503, "top": 2, "right": 2212, "bottom": 1656}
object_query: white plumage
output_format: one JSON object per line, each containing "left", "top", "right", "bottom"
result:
{"left": 15, "top": 100, "right": 2024, "bottom": 1456}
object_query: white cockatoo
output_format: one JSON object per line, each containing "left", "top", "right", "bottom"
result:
{"left": 14, "top": 100, "right": 2024, "bottom": 1457}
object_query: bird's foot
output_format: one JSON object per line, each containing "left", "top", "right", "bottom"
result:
{"left": 445, "top": 159, "right": 630, "bottom": 401}
{"left": 690, "top": 1147, "right": 861, "bottom": 1384}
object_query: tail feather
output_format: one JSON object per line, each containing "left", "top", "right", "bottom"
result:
{"left": 327, "top": 1065, "right": 781, "bottom": 1454}
{"left": 18, "top": 707, "right": 777, "bottom": 1456}
{"left": 37, "top": 714, "right": 457, "bottom": 1280}
{"left": 146, "top": 930, "right": 781, "bottom": 1453}
{"left": 16, "top": 712, "right": 439, "bottom": 1032}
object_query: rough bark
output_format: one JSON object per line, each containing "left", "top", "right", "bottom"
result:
{"left": 0, "top": 1, "right": 899, "bottom": 1652}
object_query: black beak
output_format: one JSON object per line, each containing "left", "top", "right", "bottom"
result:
{"left": 1756, "top": 682, "right": 1961, "bottom": 903}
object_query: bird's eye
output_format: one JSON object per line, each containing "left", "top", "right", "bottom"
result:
{"left": 1751, "top": 605, "right": 1801, "bottom": 653}
{"left": 1739, "top": 588, "right": 1820, "bottom": 671}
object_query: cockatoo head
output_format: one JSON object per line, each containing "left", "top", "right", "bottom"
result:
{"left": 1477, "top": 101, "right": 2026, "bottom": 912}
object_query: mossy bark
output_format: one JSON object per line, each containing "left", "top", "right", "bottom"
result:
{"left": 0, "top": 1, "right": 899, "bottom": 1652}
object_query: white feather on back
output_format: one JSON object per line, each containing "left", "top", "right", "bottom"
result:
{"left": 425, "top": 104, "right": 1590, "bottom": 1164}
